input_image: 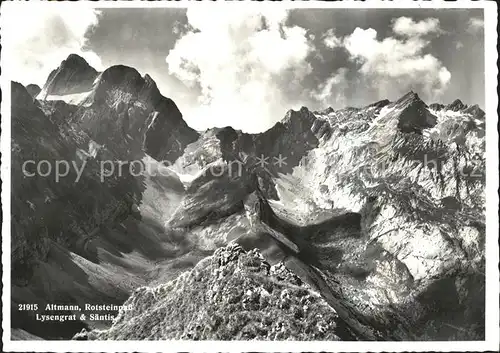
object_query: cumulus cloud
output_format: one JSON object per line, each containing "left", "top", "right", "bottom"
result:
{"left": 311, "top": 68, "right": 348, "bottom": 107}
{"left": 1, "top": 3, "right": 103, "bottom": 86}
{"left": 392, "top": 17, "right": 442, "bottom": 37}
{"left": 341, "top": 18, "right": 450, "bottom": 100}
{"left": 322, "top": 28, "right": 342, "bottom": 49}
{"left": 166, "top": 7, "right": 314, "bottom": 133}
{"left": 467, "top": 17, "right": 484, "bottom": 34}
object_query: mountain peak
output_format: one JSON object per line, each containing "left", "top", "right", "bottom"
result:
{"left": 394, "top": 91, "right": 437, "bottom": 134}
{"left": 281, "top": 106, "right": 316, "bottom": 126}
{"left": 464, "top": 104, "right": 485, "bottom": 119}
{"left": 395, "top": 91, "right": 424, "bottom": 107}
{"left": 144, "top": 73, "right": 156, "bottom": 85}
{"left": 61, "top": 54, "right": 93, "bottom": 70}
{"left": 86, "top": 64, "right": 200, "bottom": 161}
{"left": 91, "top": 65, "right": 163, "bottom": 107}
{"left": 447, "top": 98, "right": 467, "bottom": 112}
{"left": 12, "top": 81, "right": 37, "bottom": 107}
{"left": 40, "top": 53, "right": 99, "bottom": 98}
{"left": 98, "top": 65, "right": 142, "bottom": 85}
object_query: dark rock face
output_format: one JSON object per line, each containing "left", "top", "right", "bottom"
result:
{"left": 36, "top": 60, "right": 200, "bottom": 162}
{"left": 431, "top": 100, "right": 484, "bottom": 122}
{"left": 464, "top": 104, "right": 485, "bottom": 120}
{"left": 25, "top": 84, "right": 41, "bottom": 98}
{"left": 446, "top": 98, "right": 467, "bottom": 112}
{"left": 10, "top": 81, "right": 185, "bottom": 339}
{"left": 215, "top": 106, "right": 330, "bottom": 176}
{"left": 11, "top": 81, "right": 145, "bottom": 274}
{"left": 395, "top": 92, "right": 438, "bottom": 134}
{"left": 178, "top": 106, "right": 332, "bottom": 201}
{"left": 11, "top": 63, "right": 201, "bottom": 340}
{"left": 39, "top": 54, "right": 99, "bottom": 98}
{"left": 311, "top": 118, "right": 333, "bottom": 140}
{"left": 79, "top": 65, "right": 199, "bottom": 161}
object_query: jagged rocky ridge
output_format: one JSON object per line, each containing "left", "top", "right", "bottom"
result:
{"left": 11, "top": 54, "right": 485, "bottom": 341}
{"left": 284, "top": 91, "right": 485, "bottom": 338}
{"left": 75, "top": 243, "right": 347, "bottom": 340}
{"left": 38, "top": 54, "right": 199, "bottom": 161}
{"left": 162, "top": 91, "right": 485, "bottom": 340}
{"left": 215, "top": 106, "right": 331, "bottom": 174}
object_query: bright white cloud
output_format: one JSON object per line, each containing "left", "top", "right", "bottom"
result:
{"left": 323, "top": 28, "right": 342, "bottom": 49}
{"left": 166, "top": 7, "right": 314, "bottom": 133}
{"left": 311, "top": 68, "right": 348, "bottom": 107}
{"left": 392, "top": 17, "right": 442, "bottom": 37}
{"left": 456, "top": 41, "right": 464, "bottom": 50}
{"left": 342, "top": 23, "right": 451, "bottom": 100}
{"left": 467, "top": 17, "right": 484, "bottom": 34}
{"left": 1, "top": 3, "right": 103, "bottom": 86}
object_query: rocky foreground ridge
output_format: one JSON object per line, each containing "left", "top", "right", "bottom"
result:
{"left": 75, "top": 243, "right": 347, "bottom": 340}
{"left": 11, "top": 54, "right": 486, "bottom": 341}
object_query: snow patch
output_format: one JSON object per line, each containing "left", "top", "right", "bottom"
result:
{"left": 39, "top": 91, "right": 91, "bottom": 105}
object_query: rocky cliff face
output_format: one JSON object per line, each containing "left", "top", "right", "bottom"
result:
{"left": 167, "top": 105, "right": 333, "bottom": 202}
{"left": 10, "top": 61, "right": 198, "bottom": 339}
{"left": 75, "top": 243, "right": 351, "bottom": 341}
{"left": 11, "top": 81, "right": 153, "bottom": 337}
{"left": 37, "top": 54, "right": 200, "bottom": 161}
{"left": 11, "top": 54, "right": 485, "bottom": 341}
{"left": 83, "top": 65, "right": 199, "bottom": 161}
{"left": 395, "top": 92, "right": 438, "bottom": 133}
{"left": 39, "top": 54, "right": 99, "bottom": 99}
{"left": 214, "top": 106, "right": 331, "bottom": 176}
{"left": 163, "top": 90, "right": 485, "bottom": 339}
{"left": 283, "top": 91, "right": 485, "bottom": 339}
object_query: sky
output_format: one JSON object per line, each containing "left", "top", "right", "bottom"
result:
{"left": 2, "top": 4, "right": 485, "bottom": 133}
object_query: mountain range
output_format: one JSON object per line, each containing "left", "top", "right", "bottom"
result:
{"left": 11, "top": 54, "right": 485, "bottom": 341}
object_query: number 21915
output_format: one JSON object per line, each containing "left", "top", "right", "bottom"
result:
{"left": 18, "top": 304, "right": 38, "bottom": 311}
